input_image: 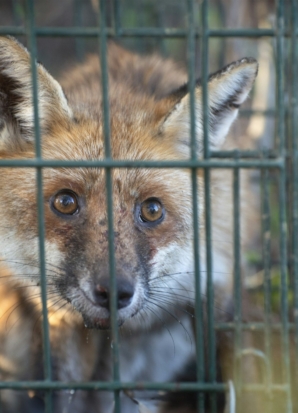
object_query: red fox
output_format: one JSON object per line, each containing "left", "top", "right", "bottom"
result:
{"left": 0, "top": 36, "right": 258, "bottom": 412}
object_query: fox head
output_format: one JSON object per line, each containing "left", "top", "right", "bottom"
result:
{"left": 0, "top": 36, "right": 258, "bottom": 329}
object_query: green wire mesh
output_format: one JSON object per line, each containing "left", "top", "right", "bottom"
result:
{"left": 0, "top": 1, "right": 297, "bottom": 412}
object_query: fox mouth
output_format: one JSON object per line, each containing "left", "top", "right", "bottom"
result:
{"left": 82, "top": 314, "right": 125, "bottom": 330}
{"left": 81, "top": 315, "right": 110, "bottom": 330}
{"left": 69, "top": 287, "right": 141, "bottom": 330}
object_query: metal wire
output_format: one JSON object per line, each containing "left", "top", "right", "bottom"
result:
{"left": 0, "top": 26, "right": 296, "bottom": 37}
{"left": 98, "top": 0, "right": 121, "bottom": 411}
{"left": 25, "top": 1, "right": 52, "bottom": 411}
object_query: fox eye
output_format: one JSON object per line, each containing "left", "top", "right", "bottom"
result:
{"left": 51, "top": 190, "right": 79, "bottom": 216}
{"left": 139, "top": 198, "right": 164, "bottom": 224}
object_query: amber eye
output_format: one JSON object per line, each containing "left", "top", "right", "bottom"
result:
{"left": 139, "top": 198, "right": 164, "bottom": 223}
{"left": 52, "top": 191, "right": 79, "bottom": 216}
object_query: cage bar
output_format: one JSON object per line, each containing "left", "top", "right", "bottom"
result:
{"left": 232, "top": 163, "right": 242, "bottom": 407}
{"left": 261, "top": 168, "right": 273, "bottom": 409}
{"left": 25, "top": 1, "right": 53, "bottom": 412}
{"left": 186, "top": 1, "right": 205, "bottom": 411}
{"left": 98, "top": 0, "right": 121, "bottom": 411}
{"left": 201, "top": 1, "right": 217, "bottom": 412}
{"left": 74, "top": 0, "right": 85, "bottom": 61}
{"left": 0, "top": 26, "right": 293, "bottom": 38}
{"left": 0, "top": 159, "right": 285, "bottom": 168}
{"left": 276, "top": 0, "right": 293, "bottom": 410}
{"left": 291, "top": 0, "right": 298, "bottom": 407}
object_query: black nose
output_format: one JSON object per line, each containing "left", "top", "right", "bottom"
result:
{"left": 94, "top": 278, "right": 134, "bottom": 310}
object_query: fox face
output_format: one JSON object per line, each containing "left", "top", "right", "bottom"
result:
{"left": 0, "top": 37, "right": 258, "bottom": 330}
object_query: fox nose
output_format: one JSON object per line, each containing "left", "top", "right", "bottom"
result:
{"left": 94, "top": 279, "right": 134, "bottom": 310}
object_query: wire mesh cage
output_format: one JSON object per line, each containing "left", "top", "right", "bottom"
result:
{"left": 0, "top": 0, "right": 297, "bottom": 412}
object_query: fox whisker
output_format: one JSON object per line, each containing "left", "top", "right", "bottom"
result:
{"left": 146, "top": 297, "right": 193, "bottom": 345}
{"left": 143, "top": 303, "right": 176, "bottom": 355}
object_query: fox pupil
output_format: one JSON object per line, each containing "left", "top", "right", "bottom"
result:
{"left": 52, "top": 191, "right": 78, "bottom": 215}
{"left": 140, "top": 199, "right": 163, "bottom": 223}
{"left": 61, "top": 195, "right": 73, "bottom": 206}
{"left": 147, "top": 203, "right": 158, "bottom": 215}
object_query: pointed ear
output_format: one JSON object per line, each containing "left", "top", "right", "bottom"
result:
{"left": 0, "top": 36, "right": 72, "bottom": 148}
{"left": 160, "top": 58, "right": 258, "bottom": 157}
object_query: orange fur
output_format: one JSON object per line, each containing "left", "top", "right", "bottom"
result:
{"left": 0, "top": 36, "right": 258, "bottom": 413}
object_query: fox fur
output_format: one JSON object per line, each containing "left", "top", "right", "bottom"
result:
{"left": 0, "top": 36, "right": 258, "bottom": 412}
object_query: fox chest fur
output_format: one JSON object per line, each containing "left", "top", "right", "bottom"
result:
{"left": 0, "top": 37, "right": 257, "bottom": 413}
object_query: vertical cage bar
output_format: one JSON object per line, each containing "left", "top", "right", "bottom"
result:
{"left": 74, "top": 0, "right": 85, "bottom": 61}
{"left": 201, "top": 0, "right": 210, "bottom": 161}
{"left": 113, "top": 0, "right": 121, "bottom": 38}
{"left": 12, "top": 0, "right": 22, "bottom": 26}
{"left": 278, "top": 169, "right": 292, "bottom": 411}
{"left": 98, "top": 0, "right": 121, "bottom": 411}
{"left": 25, "top": 1, "right": 52, "bottom": 412}
{"left": 232, "top": 163, "right": 242, "bottom": 401}
{"left": 215, "top": 0, "right": 226, "bottom": 68}
{"left": 156, "top": 1, "right": 166, "bottom": 55}
{"left": 261, "top": 168, "right": 273, "bottom": 408}
{"left": 201, "top": 0, "right": 216, "bottom": 412}
{"left": 290, "top": 0, "right": 298, "bottom": 403}
{"left": 135, "top": 0, "right": 145, "bottom": 52}
{"left": 187, "top": 0, "right": 205, "bottom": 411}
{"left": 276, "top": 0, "right": 293, "bottom": 410}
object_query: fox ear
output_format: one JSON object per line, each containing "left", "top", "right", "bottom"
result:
{"left": 0, "top": 36, "right": 72, "bottom": 147}
{"left": 160, "top": 58, "right": 258, "bottom": 157}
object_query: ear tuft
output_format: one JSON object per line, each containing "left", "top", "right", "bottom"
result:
{"left": 209, "top": 58, "right": 258, "bottom": 108}
{"left": 0, "top": 36, "right": 72, "bottom": 147}
{"left": 160, "top": 57, "right": 258, "bottom": 157}
{"left": 207, "top": 57, "right": 258, "bottom": 148}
